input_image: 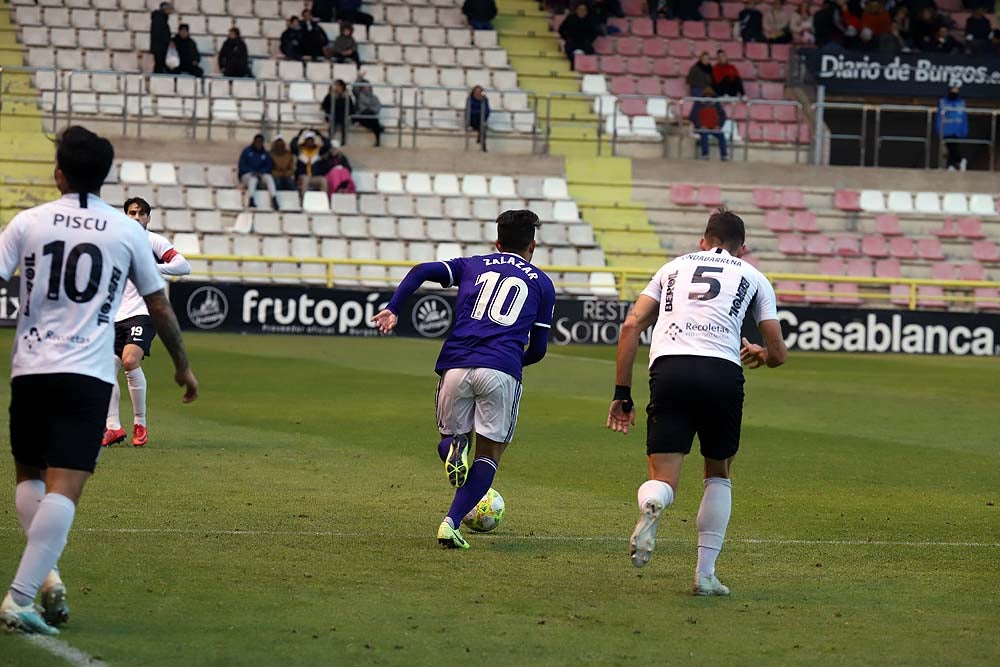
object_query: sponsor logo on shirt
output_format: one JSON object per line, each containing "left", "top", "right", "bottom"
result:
{"left": 187, "top": 286, "right": 229, "bottom": 329}
{"left": 21, "top": 327, "right": 42, "bottom": 350}
{"left": 43, "top": 330, "right": 91, "bottom": 346}
{"left": 663, "top": 271, "right": 678, "bottom": 312}
{"left": 684, "top": 321, "right": 731, "bottom": 340}
{"left": 666, "top": 322, "right": 682, "bottom": 341}
{"left": 412, "top": 295, "right": 453, "bottom": 338}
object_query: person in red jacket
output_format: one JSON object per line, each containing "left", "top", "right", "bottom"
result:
{"left": 712, "top": 51, "right": 746, "bottom": 98}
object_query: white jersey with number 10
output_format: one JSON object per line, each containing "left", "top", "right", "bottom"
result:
{"left": 641, "top": 247, "right": 778, "bottom": 367}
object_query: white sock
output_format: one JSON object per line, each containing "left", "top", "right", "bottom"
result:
{"left": 15, "top": 479, "right": 46, "bottom": 533}
{"left": 9, "top": 493, "right": 76, "bottom": 606}
{"left": 125, "top": 367, "right": 147, "bottom": 426}
{"left": 106, "top": 358, "right": 123, "bottom": 430}
{"left": 696, "top": 477, "right": 733, "bottom": 577}
{"left": 637, "top": 479, "right": 674, "bottom": 510}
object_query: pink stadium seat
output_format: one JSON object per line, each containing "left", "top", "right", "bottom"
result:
{"left": 890, "top": 284, "right": 912, "bottom": 307}
{"left": 917, "top": 286, "right": 947, "bottom": 308}
{"left": 594, "top": 36, "right": 614, "bottom": 55}
{"left": 643, "top": 38, "right": 667, "bottom": 57}
{"left": 781, "top": 189, "right": 806, "bottom": 209}
{"left": 655, "top": 19, "right": 680, "bottom": 38}
{"left": 889, "top": 236, "right": 916, "bottom": 259}
{"left": 627, "top": 57, "right": 652, "bottom": 75}
{"left": 743, "top": 81, "right": 763, "bottom": 98}
{"left": 719, "top": 41, "right": 742, "bottom": 59}
{"left": 728, "top": 102, "right": 748, "bottom": 120}
{"left": 764, "top": 210, "right": 793, "bottom": 232}
{"left": 797, "top": 124, "right": 813, "bottom": 144}
{"left": 958, "top": 263, "right": 985, "bottom": 280}
{"left": 631, "top": 17, "right": 655, "bottom": 36}
{"left": 619, "top": 97, "right": 646, "bottom": 116}
{"left": 575, "top": 54, "right": 599, "bottom": 73}
{"left": 834, "top": 190, "right": 862, "bottom": 211}
{"left": 652, "top": 58, "right": 679, "bottom": 77}
{"left": 770, "top": 43, "right": 792, "bottom": 61}
{"left": 682, "top": 21, "right": 707, "bottom": 38}
{"left": 609, "top": 76, "right": 637, "bottom": 95}
{"left": 834, "top": 235, "right": 860, "bottom": 256}
{"left": 775, "top": 280, "right": 805, "bottom": 302}
{"left": 876, "top": 259, "right": 902, "bottom": 277}
{"left": 747, "top": 124, "right": 765, "bottom": 142}
{"left": 930, "top": 262, "right": 956, "bottom": 280}
{"left": 622, "top": 0, "right": 644, "bottom": 16}
{"left": 957, "top": 216, "right": 985, "bottom": 239}
{"left": 618, "top": 37, "right": 643, "bottom": 56}
{"left": 735, "top": 61, "right": 756, "bottom": 80}
{"left": 741, "top": 253, "right": 761, "bottom": 268}
{"left": 702, "top": 2, "right": 721, "bottom": 19}
{"left": 723, "top": 2, "right": 743, "bottom": 19}
{"left": 974, "top": 288, "right": 1000, "bottom": 310}
{"left": 602, "top": 55, "right": 626, "bottom": 74}
{"left": 806, "top": 234, "right": 832, "bottom": 256}
{"left": 861, "top": 235, "right": 889, "bottom": 258}
{"left": 745, "top": 42, "right": 769, "bottom": 60}
{"left": 774, "top": 105, "right": 798, "bottom": 123}
{"left": 874, "top": 214, "right": 902, "bottom": 236}
{"left": 833, "top": 281, "right": 862, "bottom": 305}
{"left": 793, "top": 211, "right": 819, "bottom": 233}
{"left": 752, "top": 188, "right": 780, "bottom": 209}
{"left": 553, "top": 15, "right": 566, "bottom": 31}
{"left": 932, "top": 218, "right": 959, "bottom": 237}
{"left": 636, "top": 77, "right": 662, "bottom": 95}
{"left": 818, "top": 257, "right": 845, "bottom": 274}
{"left": 763, "top": 124, "right": 787, "bottom": 143}
{"left": 778, "top": 234, "right": 806, "bottom": 255}
{"left": 663, "top": 78, "right": 687, "bottom": 98}
{"left": 916, "top": 238, "right": 944, "bottom": 260}
{"left": 846, "top": 258, "right": 873, "bottom": 276}
{"left": 609, "top": 17, "right": 630, "bottom": 33}
{"left": 708, "top": 21, "right": 731, "bottom": 40}
{"left": 805, "top": 279, "right": 833, "bottom": 304}
{"left": 670, "top": 183, "right": 697, "bottom": 206}
{"left": 759, "top": 83, "right": 785, "bottom": 99}
{"left": 749, "top": 105, "right": 774, "bottom": 121}
{"left": 757, "top": 62, "right": 785, "bottom": 80}
{"left": 667, "top": 40, "right": 693, "bottom": 57}
{"left": 698, "top": 185, "right": 724, "bottom": 207}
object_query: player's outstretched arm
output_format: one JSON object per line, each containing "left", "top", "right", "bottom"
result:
{"left": 740, "top": 320, "right": 788, "bottom": 369}
{"left": 608, "top": 295, "right": 658, "bottom": 435}
{"left": 144, "top": 290, "right": 199, "bottom": 403}
{"left": 371, "top": 261, "right": 453, "bottom": 335}
{"left": 159, "top": 252, "right": 192, "bottom": 277}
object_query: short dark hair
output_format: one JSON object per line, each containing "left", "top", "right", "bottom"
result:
{"left": 123, "top": 197, "right": 152, "bottom": 216}
{"left": 704, "top": 208, "right": 746, "bottom": 251}
{"left": 55, "top": 126, "right": 114, "bottom": 199}
{"left": 496, "top": 209, "right": 540, "bottom": 253}
{"left": 179, "top": 22, "right": 190, "bottom": 31}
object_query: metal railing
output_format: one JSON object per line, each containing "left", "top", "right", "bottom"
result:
{"left": 179, "top": 255, "right": 1000, "bottom": 310}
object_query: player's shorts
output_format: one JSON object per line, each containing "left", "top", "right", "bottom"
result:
{"left": 646, "top": 355, "right": 745, "bottom": 460}
{"left": 435, "top": 368, "right": 522, "bottom": 444}
{"left": 114, "top": 315, "right": 155, "bottom": 358}
{"left": 10, "top": 373, "right": 113, "bottom": 473}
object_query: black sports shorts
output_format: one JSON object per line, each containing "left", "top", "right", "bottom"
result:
{"left": 114, "top": 315, "right": 155, "bottom": 358}
{"left": 646, "top": 355, "right": 745, "bottom": 460}
{"left": 10, "top": 373, "right": 112, "bottom": 473}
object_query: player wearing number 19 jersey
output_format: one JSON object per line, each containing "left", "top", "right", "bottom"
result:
{"left": 607, "top": 209, "right": 787, "bottom": 596}
{"left": 372, "top": 210, "right": 556, "bottom": 549}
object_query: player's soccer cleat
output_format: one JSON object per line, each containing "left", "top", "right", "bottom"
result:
{"left": 0, "top": 592, "right": 59, "bottom": 635}
{"left": 102, "top": 427, "right": 126, "bottom": 447}
{"left": 40, "top": 580, "right": 69, "bottom": 626}
{"left": 444, "top": 434, "right": 470, "bottom": 488}
{"left": 692, "top": 574, "right": 731, "bottom": 597}
{"left": 132, "top": 424, "right": 148, "bottom": 447}
{"left": 437, "top": 520, "right": 470, "bottom": 550}
{"left": 629, "top": 498, "right": 664, "bottom": 568}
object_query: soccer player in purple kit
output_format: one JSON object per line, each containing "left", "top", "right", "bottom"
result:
{"left": 372, "top": 210, "right": 556, "bottom": 549}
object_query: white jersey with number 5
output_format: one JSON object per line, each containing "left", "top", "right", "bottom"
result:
{"left": 116, "top": 231, "right": 186, "bottom": 322}
{"left": 0, "top": 193, "right": 165, "bottom": 384}
{"left": 641, "top": 247, "right": 778, "bottom": 367}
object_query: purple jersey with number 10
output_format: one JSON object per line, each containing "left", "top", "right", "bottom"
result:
{"left": 435, "top": 253, "right": 556, "bottom": 382}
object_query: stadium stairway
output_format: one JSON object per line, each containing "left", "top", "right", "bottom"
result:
{"left": 0, "top": 1, "right": 56, "bottom": 226}
{"left": 496, "top": 0, "right": 664, "bottom": 276}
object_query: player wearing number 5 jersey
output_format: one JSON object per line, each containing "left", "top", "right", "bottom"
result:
{"left": 607, "top": 209, "right": 787, "bottom": 596}
{"left": 372, "top": 210, "right": 556, "bottom": 550}
{"left": 0, "top": 127, "right": 198, "bottom": 636}
{"left": 103, "top": 197, "right": 192, "bottom": 448}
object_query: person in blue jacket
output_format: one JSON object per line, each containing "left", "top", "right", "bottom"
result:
{"left": 238, "top": 134, "right": 279, "bottom": 208}
{"left": 467, "top": 85, "right": 491, "bottom": 148}
{"left": 937, "top": 86, "right": 969, "bottom": 171}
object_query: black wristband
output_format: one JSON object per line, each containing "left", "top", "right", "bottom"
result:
{"left": 613, "top": 385, "right": 634, "bottom": 413}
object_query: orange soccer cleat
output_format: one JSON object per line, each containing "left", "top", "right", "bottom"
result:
{"left": 132, "top": 424, "right": 148, "bottom": 447}
{"left": 102, "top": 428, "right": 126, "bottom": 447}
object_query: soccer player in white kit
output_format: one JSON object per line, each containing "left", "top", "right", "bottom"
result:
{"left": 607, "top": 209, "right": 787, "bottom": 596}
{"left": 103, "top": 197, "right": 191, "bottom": 447}
{"left": 0, "top": 127, "right": 199, "bottom": 635}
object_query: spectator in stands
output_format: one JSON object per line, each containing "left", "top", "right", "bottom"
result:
{"left": 312, "top": 0, "right": 337, "bottom": 22}
{"left": 763, "top": 0, "right": 804, "bottom": 43}
{"left": 466, "top": 85, "right": 491, "bottom": 146}
{"left": 879, "top": 19, "right": 909, "bottom": 51}
{"left": 712, "top": 51, "right": 745, "bottom": 98}
{"left": 327, "top": 22, "right": 361, "bottom": 66}
{"left": 965, "top": 7, "right": 993, "bottom": 54}
{"left": 991, "top": 29, "right": 1000, "bottom": 56}
{"left": 937, "top": 86, "right": 968, "bottom": 171}
{"left": 462, "top": 0, "right": 499, "bottom": 30}
{"left": 291, "top": 129, "right": 334, "bottom": 193}
{"left": 962, "top": 0, "right": 994, "bottom": 11}
{"left": 150, "top": 2, "right": 174, "bottom": 74}
{"left": 281, "top": 16, "right": 304, "bottom": 60}
{"left": 674, "top": 0, "right": 705, "bottom": 21}
{"left": 300, "top": 9, "right": 330, "bottom": 60}
{"left": 836, "top": 0, "right": 863, "bottom": 49}
{"left": 321, "top": 79, "right": 350, "bottom": 144}
{"left": 325, "top": 141, "right": 356, "bottom": 194}
{"left": 738, "top": 0, "right": 766, "bottom": 42}
{"left": 269, "top": 136, "right": 297, "bottom": 191}
{"left": 219, "top": 27, "right": 253, "bottom": 78}
{"left": 587, "top": 0, "right": 622, "bottom": 36}
{"left": 558, "top": 2, "right": 600, "bottom": 70}
{"left": 351, "top": 75, "right": 385, "bottom": 147}
{"left": 911, "top": 6, "right": 943, "bottom": 50}
{"left": 689, "top": 89, "right": 728, "bottom": 161}
{"left": 925, "top": 25, "right": 962, "bottom": 52}
{"left": 171, "top": 24, "right": 204, "bottom": 78}
{"left": 812, "top": 0, "right": 843, "bottom": 47}
{"left": 858, "top": 0, "right": 892, "bottom": 49}
{"left": 686, "top": 52, "right": 715, "bottom": 97}
{"left": 335, "top": 0, "right": 375, "bottom": 28}
{"left": 238, "top": 134, "right": 279, "bottom": 209}
{"left": 891, "top": 4, "right": 911, "bottom": 43}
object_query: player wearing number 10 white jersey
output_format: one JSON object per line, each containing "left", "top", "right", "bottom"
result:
{"left": 0, "top": 127, "right": 198, "bottom": 636}
{"left": 607, "top": 209, "right": 787, "bottom": 597}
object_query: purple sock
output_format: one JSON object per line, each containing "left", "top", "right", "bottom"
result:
{"left": 446, "top": 457, "right": 498, "bottom": 528}
{"left": 437, "top": 436, "right": 451, "bottom": 462}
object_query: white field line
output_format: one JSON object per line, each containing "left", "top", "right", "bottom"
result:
{"left": 22, "top": 634, "right": 108, "bottom": 667}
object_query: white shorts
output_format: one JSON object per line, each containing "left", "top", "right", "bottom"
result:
{"left": 435, "top": 368, "right": 522, "bottom": 444}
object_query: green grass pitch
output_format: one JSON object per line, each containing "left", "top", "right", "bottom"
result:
{"left": 1, "top": 330, "right": 998, "bottom": 666}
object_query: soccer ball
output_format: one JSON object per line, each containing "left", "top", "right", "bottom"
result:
{"left": 462, "top": 488, "right": 505, "bottom": 533}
